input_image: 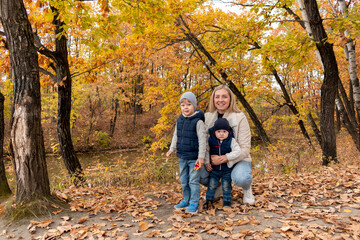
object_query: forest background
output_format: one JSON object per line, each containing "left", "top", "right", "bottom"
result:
{"left": 0, "top": 0, "right": 360, "bottom": 234}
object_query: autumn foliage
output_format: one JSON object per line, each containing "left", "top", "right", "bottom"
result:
{"left": 0, "top": 0, "right": 360, "bottom": 237}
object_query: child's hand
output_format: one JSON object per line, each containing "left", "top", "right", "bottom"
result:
{"left": 194, "top": 158, "right": 204, "bottom": 170}
{"left": 205, "top": 163, "right": 213, "bottom": 172}
{"left": 166, "top": 151, "right": 173, "bottom": 158}
{"left": 197, "top": 158, "right": 204, "bottom": 168}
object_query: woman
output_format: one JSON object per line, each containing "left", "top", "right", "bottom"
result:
{"left": 200, "top": 84, "right": 255, "bottom": 205}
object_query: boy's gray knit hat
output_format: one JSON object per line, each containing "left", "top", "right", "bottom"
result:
{"left": 180, "top": 92, "right": 197, "bottom": 109}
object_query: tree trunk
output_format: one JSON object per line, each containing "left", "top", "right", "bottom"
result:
{"left": 339, "top": 0, "right": 360, "bottom": 121}
{"left": 307, "top": 112, "right": 322, "bottom": 145}
{"left": 0, "top": 92, "right": 11, "bottom": 196}
{"left": 335, "top": 107, "right": 341, "bottom": 133}
{"left": 304, "top": 0, "right": 338, "bottom": 165}
{"left": 335, "top": 95, "right": 360, "bottom": 150}
{"left": 294, "top": 1, "right": 359, "bottom": 153}
{"left": 36, "top": 7, "right": 83, "bottom": 181}
{"left": 53, "top": 8, "right": 83, "bottom": 180}
{"left": 1, "top": 0, "right": 50, "bottom": 202}
{"left": 109, "top": 98, "right": 119, "bottom": 138}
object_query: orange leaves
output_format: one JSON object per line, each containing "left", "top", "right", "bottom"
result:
{"left": 4, "top": 162, "right": 360, "bottom": 239}
{"left": 27, "top": 219, "right": 55, "bottom": 234}
{"left": 77, "top": 215, "right": 89, "bottom": 224}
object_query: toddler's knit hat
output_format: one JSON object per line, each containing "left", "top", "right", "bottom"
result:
{"left": 214, "top": 118, "right": 231, "bottom": 132}
{"left": 180, "top": 92, "right": 197, "bottom": 109}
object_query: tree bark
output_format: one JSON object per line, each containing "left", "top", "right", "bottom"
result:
{"left": 1, "top": 0, "right": 50, "bottom": 202}
{"left": 304, "top": 0, "right": 338, "bottom": 165}
{"left": 0, "top": 92, "right": 11, "bottom": 196}
{"left": 339, "top": 0, "right": 360, "bottom": 121}
{"left": 307, "top": 112, "right": 322, "bottom": 145}
{"left": 335, "top": 94, "right": 360, "bottom": 150}
{"left": 36, "top": 7, "right": 83, "bottom": 181}
{"left": 109, "top": 98, "right": 119, "bottom": 138}
{"left": 53, "top": 8, "right": 83, "bottom": 180}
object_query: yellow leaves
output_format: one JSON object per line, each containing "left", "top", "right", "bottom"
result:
{"left": 138, "top": 221, "right": 155, "bottom": 231}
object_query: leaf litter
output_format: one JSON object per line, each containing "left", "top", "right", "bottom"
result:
{"left": 1, "top": 164, "right": 360, "bottom": 239}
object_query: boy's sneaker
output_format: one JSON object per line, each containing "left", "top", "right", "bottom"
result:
{"left": 223, "top": 201, "right": 231, "bottom": 208}
{"left": 243, "top": 187, "right": 255, "bottom": 205}
{"left": 203, "top": 200, "right": 214, "bottom": 210}
{"left": 185, "top": 203, "right": 198, "bottom": 214}
{"left": 174, "top": 200, "right": 188, "bottom": 210}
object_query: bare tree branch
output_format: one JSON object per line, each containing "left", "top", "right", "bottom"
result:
{"left": 39, "top": 67, "right": 56, "bottom": 80}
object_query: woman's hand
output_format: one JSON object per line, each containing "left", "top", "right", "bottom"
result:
{"left": 211, "top": 155, "right": 228, "bottom": 165}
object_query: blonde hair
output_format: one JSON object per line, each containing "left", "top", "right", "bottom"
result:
{"left": 208, "top": 85, "right": 241, "bottom": 113}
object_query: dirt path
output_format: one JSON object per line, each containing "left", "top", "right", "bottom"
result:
{"left": 1, "top": 165, "right": 360, "bottom": 239}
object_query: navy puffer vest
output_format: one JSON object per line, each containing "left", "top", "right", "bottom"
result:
{"left": 176, "top": 110, "right": 205, "bottom": 160}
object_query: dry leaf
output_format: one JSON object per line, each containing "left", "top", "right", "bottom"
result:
{"left": 217, "top": 230, "right": 229, "bottom": 238}
{"left": 77, "top": 215, "right": 89, "bottom": 224}
{"left": 52, "top": 210, "right": 62, "bottom": 215}
{"left": 117, "top": 232, "right": 129, "bottom": 240}
{"left": 61, "top": 216, "right": 71, "bottom": 221}
{"left": 139, "top": 221, "right": 151, "bottom": 231}
{"left": 144, "top": 230, "right": 162, "bottom": 237}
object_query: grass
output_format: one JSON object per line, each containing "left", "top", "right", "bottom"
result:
{"left": 2, "top": 195, "right": 69, "bottom": 223}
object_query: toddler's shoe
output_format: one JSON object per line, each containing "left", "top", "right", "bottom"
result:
{"left": 223, "top": 201, "right": 231, "bottom": 208}
{"left": 185, "top": 203, "right": 198, "bottom": 214}
{"left": 203, "top": 200, "right": 214, "bottom": 210}
{"left": 174, "top": 200, "right": 188, "bottom": 210}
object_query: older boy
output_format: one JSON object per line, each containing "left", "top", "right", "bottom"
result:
{"left": 166, "top": 92, "right": 206, "bottom": 214}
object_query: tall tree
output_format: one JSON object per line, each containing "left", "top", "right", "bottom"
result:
{"left": 286, "top": 1, "right": 360, "bottom": 151}
{"left": 0, "top": 91, "right": 11, "bottom": 196}
{"left": 35, "top": 5, "right": 83, "bottom": 181}
{"left": 0, "top": 0, "right": 50, "bottom": 202}
{"left": 303, "top": 0, "right": 339, "bottom": 165}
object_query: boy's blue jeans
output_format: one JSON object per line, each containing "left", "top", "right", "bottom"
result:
{"left": 200, "top": 161, "right": 252, "bottom": 190}
{"left": 206, "top": 169, "right": 232, "bottom": 202}
{"left": 178, "top": 158, "right": 200, "bottom": 205}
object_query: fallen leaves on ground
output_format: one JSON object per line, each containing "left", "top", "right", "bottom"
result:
{"left": 6, "top": 164, "right": 360, "bottom": 239}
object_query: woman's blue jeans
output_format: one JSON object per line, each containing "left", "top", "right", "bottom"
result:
{"left": 200, "top": 161, "right": 252, "bottom": 190}
{"left": 178, "top": 158, "right": 200, "bottom": 205}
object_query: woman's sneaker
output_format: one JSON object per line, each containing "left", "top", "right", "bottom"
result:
{"left": 185, "top": 203, "right": 198, "bottom": 214}
{"left": 174, "top": 200, "right": 188, "bottom": 210}
{"left": 243, "top": 188, "right": 255, "bottom": 205}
